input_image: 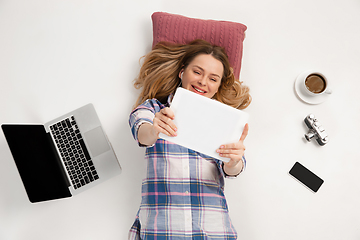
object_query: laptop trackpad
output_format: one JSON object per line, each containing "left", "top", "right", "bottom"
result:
{"left": 83, "top": 126, "right": 110, "bottom": 157}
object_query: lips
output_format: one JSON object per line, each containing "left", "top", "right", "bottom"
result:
{"left": 192, "top": 85, "right": 207, "bottom": 95}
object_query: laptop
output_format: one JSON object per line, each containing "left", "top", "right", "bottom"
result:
{"left": 1, "top": 103, "right": 121, "bottom": 203}
{"left": 159, "top": 87, "right": 249, "bottom": 162}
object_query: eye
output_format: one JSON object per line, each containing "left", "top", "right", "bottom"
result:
{"left": 194, "top": 71, "right": 201, "bottom": 75}
{"left": 210, "top": 76, "right": 220, "bottom": 82}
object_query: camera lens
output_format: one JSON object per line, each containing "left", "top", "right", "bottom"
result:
{"left": 305, "top": 131, "right": 315, "bottom": 141}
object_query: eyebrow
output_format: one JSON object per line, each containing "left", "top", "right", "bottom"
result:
{"left": 193, "top": 65, "right": 221, "bottom": 78}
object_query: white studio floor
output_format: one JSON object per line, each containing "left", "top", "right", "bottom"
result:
{"left": 1, "top": 0, "right": 360, "bottom": 239}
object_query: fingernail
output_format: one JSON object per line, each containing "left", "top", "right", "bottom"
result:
{"left": 220, "top": 145, "right": 224, "bottom": 149}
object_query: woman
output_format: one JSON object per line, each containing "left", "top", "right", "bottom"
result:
{"left": 128, "top": 39, "right": 251, "bottom": 239}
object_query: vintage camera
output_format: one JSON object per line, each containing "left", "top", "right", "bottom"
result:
{"left": 304, "top": 114, "right": 328, "bottom": 146}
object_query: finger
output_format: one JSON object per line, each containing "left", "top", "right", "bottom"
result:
{"left": 153, "top": 117, "right": 177, "bottom": 137}
{"left": 158, "top": 114, "right": 177, "bottom": 132}
{"left": 217, "top": 148, "right": 243, "bottom": 154}
{"left": 219, "top": 142, "right": 241, "bottom": 150}
{"left": 155, "top": 125, "right": 177, "bottom": 137}
{"left": 159, "top": 108, "right": 177, "bottom": 130}
{"left": 156, "top": 109, "right": 177, "bottom": 129}
{"left": 160, "top": 107, "right": 175, "bottom": 120}
{"left": 219, "top": 153, "right": 241, "bottom": 161}
{"left": 218, "top": 124, "right": 248, "bottom": 149}
{"left": 219, "top": 141, "right": 245, "bottom": 151}
{"left": 217, "top": 146, "right": 245, "bottom": 162}
{"left": 217, "top": 149, "right": 243, "bottom": 157}
{"left": 239, "top": 123, "right": 249, "bottom": 141}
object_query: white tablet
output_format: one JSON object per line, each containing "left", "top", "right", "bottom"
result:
{"left": 159, "top": 87, "right": 249, "bottom": 162}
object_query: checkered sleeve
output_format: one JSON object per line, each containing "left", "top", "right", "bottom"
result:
{"left": 129, "top": 99, "right": 164, "bottom": 147}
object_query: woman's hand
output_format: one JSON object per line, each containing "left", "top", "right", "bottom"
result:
{"left": 138, "top": 107, "right": 177, "bottom": 146}
{"left": 217, "top": 123, "right": 249, "bottom": 176}
{"left": 153, "top": 107, "right": 177, "bottom": 137}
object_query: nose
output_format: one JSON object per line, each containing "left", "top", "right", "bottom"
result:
{"left": 198, "top": 76, "right": 207, "bottom": 86}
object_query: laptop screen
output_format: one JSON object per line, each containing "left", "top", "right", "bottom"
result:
{"left": 2, "top": 124, "right": 71, "bottom": 203}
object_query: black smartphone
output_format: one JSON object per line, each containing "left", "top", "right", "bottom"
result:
{"left": 289, "top": 162, "right": 324, "bottom": 192}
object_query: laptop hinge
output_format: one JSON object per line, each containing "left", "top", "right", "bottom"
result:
{"left": 46, "top": 133, "right": 71, "bottom": 187}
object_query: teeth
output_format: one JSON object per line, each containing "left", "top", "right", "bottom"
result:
{"left": 194, "top": 86, "right": 205, "bottom": 93}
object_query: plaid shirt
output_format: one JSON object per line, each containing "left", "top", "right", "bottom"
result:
{"left": 128, "top": 97, "right": 244, "bottom": 240}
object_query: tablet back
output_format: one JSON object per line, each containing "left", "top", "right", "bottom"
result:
{"left": 159, "top": 88, "right": 249, "bottom": 162}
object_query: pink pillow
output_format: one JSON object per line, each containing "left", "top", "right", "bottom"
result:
{"left": 151, "top": 12, "right": 247, "bottom": 79}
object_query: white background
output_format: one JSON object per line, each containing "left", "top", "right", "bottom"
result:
{"left": 1, "top": 0, "right": 360, "bottom": 239}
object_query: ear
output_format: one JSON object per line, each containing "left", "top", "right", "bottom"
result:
{"left": 179, "top": 69, "right": 184, "bottom": 79}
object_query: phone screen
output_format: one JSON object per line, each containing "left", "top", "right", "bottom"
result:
{"left": 289, "top": 162, "right": 324, "bottom": 192}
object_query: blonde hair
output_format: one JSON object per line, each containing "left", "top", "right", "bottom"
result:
{"left": 133, "top": 39, "right": 251, "bottom": 109}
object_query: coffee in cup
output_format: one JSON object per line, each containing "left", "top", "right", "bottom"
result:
{"left": 301, "top": 71, "right": 332, "bottom": 96}
{"left": 305, "top": 74, "right": 326, "bottom": 94}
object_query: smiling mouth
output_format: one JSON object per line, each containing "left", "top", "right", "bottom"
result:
{"left": 192, "top": 85, "right": 207, "bottom": 94}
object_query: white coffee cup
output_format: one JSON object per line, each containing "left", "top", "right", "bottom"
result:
{"left": 299, "top": 71, "right": 332, "bottom": 96}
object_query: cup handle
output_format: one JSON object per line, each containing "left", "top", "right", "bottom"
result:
{"left": 325, "top": 88, "right": 332, "bottom": 94}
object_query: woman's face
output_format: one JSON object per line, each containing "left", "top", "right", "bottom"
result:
{"left": 179, "top": 54, "right": 223, "bottom": 99}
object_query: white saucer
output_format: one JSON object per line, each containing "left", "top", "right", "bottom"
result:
{"left": 294, "top": 72, "right": 330, "bottom": 105}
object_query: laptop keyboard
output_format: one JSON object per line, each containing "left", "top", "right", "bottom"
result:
{"left": 49, "top": 116, "right": 99, "bottom": 189}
